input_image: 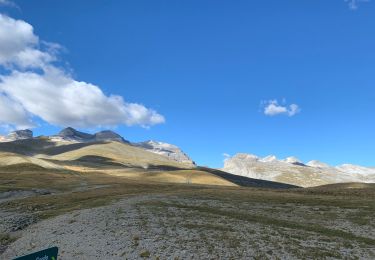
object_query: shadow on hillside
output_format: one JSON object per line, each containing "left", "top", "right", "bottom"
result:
{"left": 0, "top": 138, "right": 105, "bottom": 156}
{"left": 146, "top": 165, "right": 185, "bottom": 171}
{"left": 135, "top": 164, "right": 299, "bottom": 189}
{"left": 41, "top": 142, "right": 106, "bottom": 155}
{"left": 198, "top": 167, "right": 299, "bottom": 189}
{"left": 0, "top": 163, "right": 48, "bottom": 172}
{"left": 72, "top": 155, "right": 127, "bottom": 167}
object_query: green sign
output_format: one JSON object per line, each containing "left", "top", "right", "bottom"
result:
{"left": 13, "top": 247, "right": 58, "bottom": 260}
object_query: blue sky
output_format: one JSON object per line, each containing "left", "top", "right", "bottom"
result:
{"left": 0, "top": 0, "right": 374, "bottom": 167}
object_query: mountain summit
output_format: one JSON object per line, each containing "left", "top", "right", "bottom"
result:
{"left": 0, "top": 129, "right": 33, "bottom": 142}
{"left": 52, "top": 127, "right": 130, "bottom": 143}
{"left": 133, "top": 140, "right": 195, "bottom": 165}
{"left": 58, "top": 127, "right": 94, "bottom": 141}
{"left": 94, "top": 130, "right": 129, "bottom": 143}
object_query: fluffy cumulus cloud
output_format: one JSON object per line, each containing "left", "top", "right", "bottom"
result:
{"left": 0, "top": 14, "right": 165, "bottom": 129}
{"left": 0, "top": 93, "right": 34, "bottom": 129}
{"left": 0, "top": 14, "right": 52, "bottom": 68}
{"left": 345, "top": 0, "right": 370, "bottom": 10}
{"left": 262, "top": 100, "right": 300, "bottom": 117}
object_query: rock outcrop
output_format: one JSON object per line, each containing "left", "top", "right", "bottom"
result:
{"left": 133, "top": 140, "right": 195, "bottom": 166}
{"left": 94, "top": 130, "right": 129, "bottom": 143}
{"left": 223, "top": 153, "right": 375, "bottom": 187}
{"left": 0, "top": 129, "right": 33, "bottom": 142}
{"left": 51, "top": 127, "right": 130, "bottom": 143}
{"left": 306, "top": 160, "right": 330, "bottom": 168}
{"left": 282, "top": 156, "right": 304, "bottom": 166}
{"left": 57, "top": 127, "right": 94, "bottom": 141}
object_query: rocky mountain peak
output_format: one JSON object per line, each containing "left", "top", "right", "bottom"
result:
{"left": 94, "top": 130, "right": 129, "bottom": 143}
{"left": 58, "top": 127, "right": 94, "bottom": 140}
{"left": 55, "top": 127, "right": 130, "bottom": 143}
{"left": 133, "top": 140, "right": 195, "bottom": 165}
{"left": 307, "top": 160, "right": 330, "bottom": 168}
{"left": 0, "top": 129, "right": 34, "bottom": 142}
{"left": 260, "top": 155, "right": 278, "bottom": 163}
{"left": 8, "top": 129, "right": 33, "bottom": 140}
{"left": 232, "top": 153, "right": 259, "bottom": 161}
{"left": 282, "top": 156, "right": 304, "bottom": 165}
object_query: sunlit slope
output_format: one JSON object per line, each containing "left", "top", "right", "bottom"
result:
{"left": 0, "top": 152, "right": 62, "bottom": 169}
{"left": 107, "top": 169, "right": 237, "bottom": 186}
{"left": 42, "top": 141, "right": 195, "bottom": 169}
{"left": 0, "top": 139, "right": 195, "bottom": 170}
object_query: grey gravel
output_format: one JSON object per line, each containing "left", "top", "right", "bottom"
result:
{"left": 2, "top": 194, "right": 375, "bottom": 260}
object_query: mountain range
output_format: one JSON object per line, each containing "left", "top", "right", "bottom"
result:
{"left": 0, "top": 128, "right": 194, "bottom": 166}
{"left": 223, "top": 153, "right": 375, "bottom": 187}
{"left": 1, "top": 128, "right": 374, "bottom": 187}
{"left": 0, "top": 128, "right": 298, "bottom": 189}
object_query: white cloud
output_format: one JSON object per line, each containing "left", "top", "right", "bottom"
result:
{"left": 263, "top": 100, "right": 300, "bottom": 117}
{"left": 0, "top": 14, "right": 165, "bottom": 129}
{"left": 0, "top": 94, "right": 34, "bottom": 129}
{"left": 345, "top": 0, "right": 370, "bottom": 10}
{"left": 0, "top": 0, "right": 18, "bottom": 8}
{"left": 0, "top": 14, "right": 50, "bottom": 69}
{"left": 223, "top": 153, "right": 231, "bottom": 158}
{"left": 223, "top": 153, "right": 231, "bottom": 163}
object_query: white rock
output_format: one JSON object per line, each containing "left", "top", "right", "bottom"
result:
{"left": 282, "top": 156, "right": 303, "bottom": 165}
{"left": 336, "top": 164, "right": 375, "bottom": 176}
{"left": 260, "top": 155, "right": 278, "bottom": 162}
{"left": 307, "top": 160, "right": 330, "bottom": 168}
{"left": 134, "top": 140, "right": 195, "bottom": 165}
{"left": 222, "top": 153, "right": 375, "bottom": 187}
{"left": 0, "top": 129, "right": 33, "bottom": 142}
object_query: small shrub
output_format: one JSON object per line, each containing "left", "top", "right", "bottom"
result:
{"left": 139, "top": 250, "right": 150, "bottom": 258}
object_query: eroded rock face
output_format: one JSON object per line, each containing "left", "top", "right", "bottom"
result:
{"left": 223, "top": 153, "right": 375, "bottom": 187}
{"left": 0, "top": 129, "right": 33, "bottom": 142}
{"left": 134, "top": 140, "right": 195, "bottom": 166}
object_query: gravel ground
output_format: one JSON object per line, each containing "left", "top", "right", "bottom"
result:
{"left": 2, "top": 194, "right": 375, "bottom": 259}
{"left": 0, "top": 189, "right": 52, "bottom": 204}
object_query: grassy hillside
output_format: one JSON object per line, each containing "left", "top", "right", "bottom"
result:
{"left": 44, "top": 141, "right": 194, "bottom": 169}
